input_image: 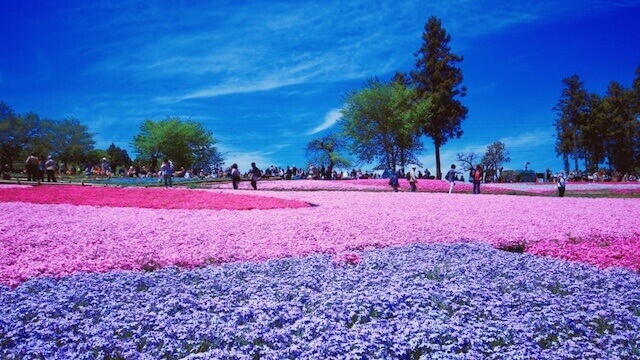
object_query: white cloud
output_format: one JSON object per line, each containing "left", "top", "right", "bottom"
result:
{"left": 498, "top": 128, "right": 555, "bottom": 148}
{"left": 308, "top": 109, "right": 342, "bottom": 135}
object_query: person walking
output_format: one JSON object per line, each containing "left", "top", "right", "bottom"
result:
{"left": 445, "top": 164, "right": 460, "bottom": 194}
{"left": 230, "top": 163, "right": 241, "bottom": 190}
{"left": 408, "top": 166, "right": 418, "bottom": 192}
{"left": 250, "top": 162, "right": 261, "bottom": 190}
{"left": 45, "top": 155, "right": 56, "bottom": 182}
{"left": 472, "top": 164, "right": 482, "bottom": 194}
{"left": 557, "top": 172, "right": 566, "bottom": 197}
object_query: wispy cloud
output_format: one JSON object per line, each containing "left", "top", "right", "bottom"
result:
{"left": 499, "top": 128, "right": 555, "bottom": 149}
{"left": 307, "top": 109, "right": 342, "bottom": 135}
{"left": 75, "top": 0, "right": 632, "bottom": 105}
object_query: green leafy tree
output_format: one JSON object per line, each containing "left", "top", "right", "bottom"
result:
{"left": 132, "top": 117, "right": 222, "bottom": 172}
{"left": 553, "top": 75, "right": 589, "bottom": 173}
{"left": 411, "top": 16, "right": 468, "bottom": 179}
{"left": 340, "top": 78, "right": 426, "bottom": 171}
{"left": 45, "top": 118, "right": 96, "bottom": 166}
{"left": 305, "top": 133, "right": 352, "bottom": 173}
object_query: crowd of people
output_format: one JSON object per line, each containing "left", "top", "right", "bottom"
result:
{"left": 560, "top": 169, "right": 639, "bottom": 182}
{"left": 7, "top": 153, "right": 640, "bottom": 199}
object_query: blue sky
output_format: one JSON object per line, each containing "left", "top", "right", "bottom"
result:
{"left": 1, "top": 0, "right": 639, "bottom": 174}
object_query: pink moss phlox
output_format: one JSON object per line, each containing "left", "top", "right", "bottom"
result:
{"left": 2, "top": 187, "right": 640, "bottom": 286}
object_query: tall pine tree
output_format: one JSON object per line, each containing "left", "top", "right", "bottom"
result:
{"left": 411, "top": 16, "right": 467, "bottom": 179}
{"left": 553, "top": 75, "right": 589, "bottom": 173}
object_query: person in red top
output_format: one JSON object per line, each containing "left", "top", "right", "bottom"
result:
{"left": 473, "top": 164, "right": 482, "bottom": 194}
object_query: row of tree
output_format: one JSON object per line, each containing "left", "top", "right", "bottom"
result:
{"left": 0, "top": 102, "right": 100, "bottom": 170}
{"left": 554, "top": 66, "right": 640, "bottom": 174}
{"left": 0, "top": 101, "right": 223, "bottom": 173}
{"left": 308, "top": 17, "right": 468, "bottom": 179}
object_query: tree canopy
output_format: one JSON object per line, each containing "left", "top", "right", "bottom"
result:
{"left": 46, "top": 118, "right": 96, "bottom": 165}
{"left": 132, "top": 117, "right": 223, "bottom": 172}
{"left": 340, "top": 78, "right": 427, "bottom": 171}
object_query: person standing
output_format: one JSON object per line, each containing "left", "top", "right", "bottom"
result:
{"left": 472, "top": 164, "right": 482, "bottom": 194}
{"left": 557, "top": 172, "right": 566, "bottom": 197}
{"left": 45, "top": 155, "right": 56, "bottom": 182}
{"left": 2, "top": 163, "right": 10, "bottom": 180}
{"left": 408, "top": 166, "right": 418, "bottom": 192}
{"left": 38, "top": 156, "right": 45, "bottom": 181}
{"left": 161, "top": 158, "right": 173, "bottom": 188}
{"left": 250, "top": 162, "right": 261, "bottom": 190}
{"left": 230, "top": 164, "right": 241, "bottom": 190}
{"left": 445, "top": 164, "right": 460, "bottom": 194}
{"left": 25, "top": 153, "right": 39, "bottom": 181}
{"left": 100, "top": 157, "right": 112, "bottom": 178}
{"left": 389, "top": 170, "right": 399, "bottom": 192}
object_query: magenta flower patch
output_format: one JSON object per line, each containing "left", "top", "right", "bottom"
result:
{"left": 0, "top": 185, "right": 311, "bottom": 210}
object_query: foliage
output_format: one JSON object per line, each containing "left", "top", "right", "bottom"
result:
{"left": 340, "top": 78, "right": 427, "bottom": 171}
{"left": 305, "top": 133, "right": 351, "bottom": 171}
{"left": 411, "top": 16, "right": 468, "bottom": 179}
{"left": 1, "top": 102, "right": 96, "bottom": 169}
{"left": 86, "top": 149, "right": 109, "bottom": 167}
{"left": 132, "top": 117, "right": 222, "bottom": 172}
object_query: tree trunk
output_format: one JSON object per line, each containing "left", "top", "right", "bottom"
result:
{"left": 435, "top": 142, "right": 442, "bottom": 179}
{"left": 151, "top": 155, "right": 158, "bottom": 173}
{"left": 573, "top": 131, "right": 579, "bottom": 172}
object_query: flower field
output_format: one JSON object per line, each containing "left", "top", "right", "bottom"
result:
{"left": 210, "top": 177, "right": 640, "bottom": 196}
{"left": 1, "top": 183, "right": 639, "bottom": 358}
